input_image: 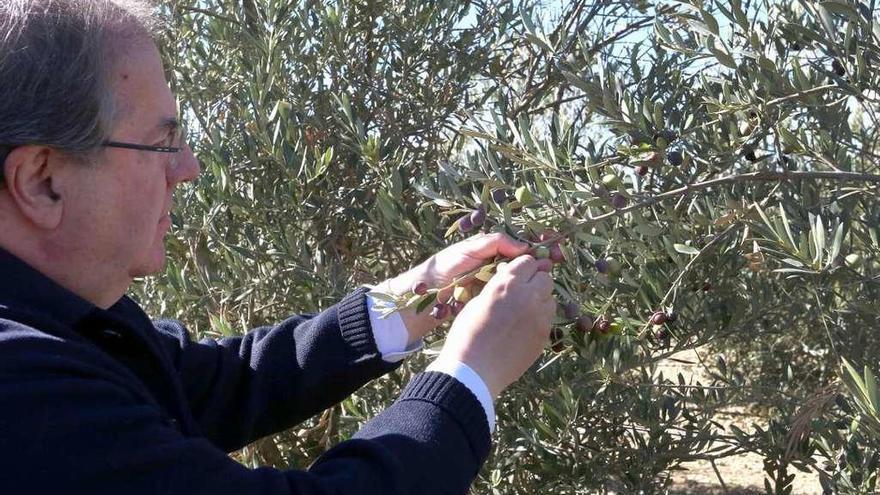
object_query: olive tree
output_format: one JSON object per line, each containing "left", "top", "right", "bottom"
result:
{"left": 137, "top": 0, "right": 880, "bottom": 492}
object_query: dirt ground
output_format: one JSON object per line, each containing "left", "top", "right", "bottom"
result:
{"left": 655, "top": 349, "right": 823, "bottom": 495}
{"left": 668, "top": 425, "right": 821, "bottom": 494}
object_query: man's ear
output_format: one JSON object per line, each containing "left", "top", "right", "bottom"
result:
{"left": 3, "top": 146, "right": 64, "bottom": 229}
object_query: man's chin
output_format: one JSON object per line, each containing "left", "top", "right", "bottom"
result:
{"left": 131, "top": 250, "right": 168, "bottom": 278}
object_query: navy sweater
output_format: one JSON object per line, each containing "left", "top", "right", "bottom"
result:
{"left": 0, "top": 248, "right": 491, "bottom": 494}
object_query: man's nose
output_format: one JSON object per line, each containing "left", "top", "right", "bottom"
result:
{"left": 172, "top": 142, "right": 201, "bottom": 184}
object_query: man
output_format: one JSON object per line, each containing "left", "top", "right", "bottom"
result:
{"left": 0, "top": 1, "right": 557, "bottom": 494}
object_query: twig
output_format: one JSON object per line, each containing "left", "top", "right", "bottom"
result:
{"left": 711, "top": 459, "right": 729, "bottom": 494}
{"left": 765, "top": 84, "right": 840, "bottom": 107}
{"left": 537, "top": 170, "right": 880, "bottom": 251}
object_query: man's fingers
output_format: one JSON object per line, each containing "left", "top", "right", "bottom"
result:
{"left": 529, "top": 271, "right": 554, "bottom": 297}
{"left": 493, "top": 233, "right": 534, "bottom": 259}
{"left": 499, "top": 255, "right": 553, "bottom": 280}
{"left": 459, "top": 232, "right": 531, "bottom": 261}
{"left": 499, "top": 254, "right": 543, "bottom": 280}
{"left": 534, "top": 258, "right": 553, "bottom": 273}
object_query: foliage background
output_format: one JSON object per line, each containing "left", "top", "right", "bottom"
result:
{"left": 134, "top": 0, "right": 880, "bottom": 492}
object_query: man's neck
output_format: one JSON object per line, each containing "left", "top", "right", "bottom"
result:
{"left": 0, "top": 238, "right": 126, "bottom": 310}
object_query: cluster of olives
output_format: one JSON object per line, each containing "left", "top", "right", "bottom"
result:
{"left": 431, "top": 173, "right": 689, "bottom": 353}
{"left": 491, "top": 186, "right": 532, "bottom": 212}
{"left": 631, "top": 130, "right": 687, "bottom": 177}
{"left": 456, "top": 186, "right": 538, "bottom": 235}
{"left": 591, "top": 180, "right": 629, "bottom": 209}
{"left": 457, "top": 204, "right": 487, "bottom": 233}
{"left": 565, "top": 303, "right": 615, "bottom": 334}
{"left": 527, "top": 231, "right": 566, "bottom": 263}
{"left": 650, "top": 310, "right": 678, "bottom": 341}
{"left": 548, "top": 301, "right": 618, "bottom": 352}
{"left": 409, "top": 280, "right": 476, "bottom": 320}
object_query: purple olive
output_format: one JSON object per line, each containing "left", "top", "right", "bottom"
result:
{"left": 430, "top": 303, "right": 450, "bottom": 320}
{"left": 650, "top": 311, "right": 668, "bottom": 325}
{"left": 469, "top": 205, "right": 486, "bottom": 227}
{"left": 611, "top": 193, "right": 628, "bottom": 209}
{"left": 549, "top": 244, "right": 565, "bottom": 263}
{"left": 595, "top": 259, "right": 610, "bottom": 274}
{"left": 492, "top": 189, "right": 508, "bottom": 205}
{"left": 667, "top": 151, "right": 683, "bottom": 166}
{"left": 596, "top": 319, "right": 612, "bottom": 334}
{"left": 458, "top": 213, "right": 474, "bottom": 233}
{"left": 576, "top": 314, "right": 594, "bottom": 333}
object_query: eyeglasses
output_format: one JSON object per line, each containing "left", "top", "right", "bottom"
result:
{"left": 0, "top": 125, "right": 189, "bottom": 185}
{"left": 102, "top": 122, "right": 189, "bottom": 154}
{"left": 0, "top": 124, "right": 188, "bottom": 162}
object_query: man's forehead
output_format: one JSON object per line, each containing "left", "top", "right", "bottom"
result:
{"left": 110, "top": 40, "right": 178, "bottom": 133}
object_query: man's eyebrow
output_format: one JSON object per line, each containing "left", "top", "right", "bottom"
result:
{"left": 157, "top": 117, "right": 180, "bottom": 132}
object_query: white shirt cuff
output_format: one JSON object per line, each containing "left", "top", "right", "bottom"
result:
{"left": 426, "top": 358, "right": 496, "bottom": 433}
{"left": 364, "top": 292, "right": 495, "bottom": 433}
{"left": 366, "top": 294, "right": 423, "bottom": 363}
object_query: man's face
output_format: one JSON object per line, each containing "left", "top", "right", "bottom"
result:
{"left": 55, "top": 38, "right": 200, "bottom": 285}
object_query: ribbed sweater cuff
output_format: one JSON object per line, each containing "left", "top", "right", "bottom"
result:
{"left": 336, "top": 287, "right": 381, "bottom": 359}
{"left": 399, "top": 371, "right": 492, "bottom": 463}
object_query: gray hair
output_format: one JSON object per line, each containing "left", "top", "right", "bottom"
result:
{"left": 0, "top": 0, "right": 158, "bottom": 179}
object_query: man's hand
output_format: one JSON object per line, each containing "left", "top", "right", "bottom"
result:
{"left": 439, "top": 254, "right": 556, "bottom": 398}
{"left": 374, "top": 233, "right": 533, "bottom": 346}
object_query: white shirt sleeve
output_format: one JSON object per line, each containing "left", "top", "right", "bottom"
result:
{"left": 365, "top": 294, "right": 496, "bottom": 433}
{"left": 366, "top": 293, "right": 423, "bottom": 362}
